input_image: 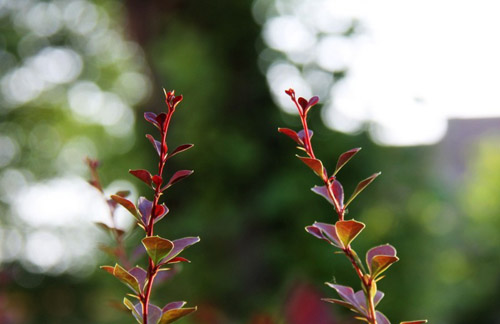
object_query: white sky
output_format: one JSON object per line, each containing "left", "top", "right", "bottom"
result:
{"left": 260, "top": 0, "right": 500, "bottom": 146}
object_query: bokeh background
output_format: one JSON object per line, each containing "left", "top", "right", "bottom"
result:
{"left": 1, "top": 0, "right": 500, "bottom": 323}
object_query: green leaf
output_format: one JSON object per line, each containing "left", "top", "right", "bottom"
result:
{"left": 95, "top": 222, "right": 125, "bottom": 237}
{"left": 123, "top": 297, "right": 142, "bottom": 324}
{"left": 296, "top": 155, "right": 325, "bottom": 179}
{"left": 400, "top": 321, "right": 428, "bottom": 324}
{"left": 142, "top": 236, "right": 174, "bottom": 265}
{"left": 113, "top": 264, "right": 140, "bottom": 293}
{"left": 334, "top": 147, "right": 361, "bottom": 175}
{"left": 159, "top": 307, "right": 197, "bottom": 324}
{"left": 345, "top": 172, "right": 381, "bottom": 207}
{"left": 110, "top": 195, "right": 142, "bottom": 224}
{"left": 335, "top": 220, "right": 365, "bottom": 247}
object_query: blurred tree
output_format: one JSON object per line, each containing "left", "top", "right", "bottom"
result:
{"left": 1, "top": 0, "right": 499, "bottom": 324}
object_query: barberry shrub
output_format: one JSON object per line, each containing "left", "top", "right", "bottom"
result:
{"left": 92, "top": 90, "right": 199, "bottom": 324}
{"left": 278, "top": 88, "right": 427, "bottom": 324}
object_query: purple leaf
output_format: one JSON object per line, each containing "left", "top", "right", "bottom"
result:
{"left": 129, "top": 266, "right": 147, "bottom": 292}
{"left": 366, "top": 244, "right": 399, "bottom": 278}
{"left": 346, "top": 172, "right": 381, "bottom": 207}
{"left": 134, "top": 302, "right": 163, "bottom": 324}
{"left": 331, "top": 180, "right": 344, "bottom": 210}
{"left": 144, "top": 112, "right": 159, "bottom": 128}
{"left": 311, "top": 222, "right": 342, "bottom": 247}
{"left": 311, "top": 185, "right": 334, "bottom": 205}
{"left": 167, "top": 144, "right": 194, "bottom": 160}
{"left": 366, "top": 245, "right": 397, "bottom": 266}
{"left": 376, "top": 311, "right": 391, "bottom": 324}
{"left": 308, "top": 96, "right": 319, "bottom": 107}
{"left": 278, "top": 128, "right": 303, "bottom": 146}
{"left": 162, "top": 301, "right": 187, "bottom": 313}
{"left": 374, "top": 290, "right": 385, "bottom": 306}
{"left": 353, "top": 291, "right": 368, "bottom": 315}
{"left": 322, "top": 298, "right": 357, "bottom": 312}
{"left": 129, "top": 169, "right": 153, "bottom": 187}
{"left": 325, "top": 283, "right": 358, "bottom": 308}
{"left": 160, "top": 237, "right": 200, "bottom": 264}
{"left": 353, "top": 290, "right": 384, "bottom": 315}
{"left": 154, "top": 267, "right": 177, "bottom": 285}
{"left": 138, "top": 197, "right": 153, "bottom": 225}
{"left": 305, "top": 225, "right": 323, "bottom": 240}
{"left": 297, "top": 129, "right": 313, "bottom": 143}
{"left": 334, "top": 148, "right": 361, "bottom": 175}
{"left": 146, "top": 134, "right": 162, "bottom": 156}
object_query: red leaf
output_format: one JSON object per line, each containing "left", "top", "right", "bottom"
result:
{"left": 152, "top": 175, "right": 163, "bottom": 187}
{"left": 303, "top": 96, "right": 320, "bottom": 114}
{"left": 167, "top": 144, "right": 194, "bottom": 160}
{"left": 153, "top": 204, "right": 169, "bottom": 223}
{"left": 115, "top": 190, "right": 130, "bottom": 198}
{"left": 285, "top": 88, "right": 295, "bottom": 99}
{"left": 110, "top": 195, "right": 142, "bottom": 223}
{"left": 346, "top": 172, "right": 381, "bottom": 207}
{"left": 166, "top": 256, "right": 190, "bottom": 264}
{"left": 334, "top": 148, "right": 361, "bottom": 175}
{"left": 156, "top": 113, "right": 167, "bottom": 129}
{"left": 172, "top": 95, "right": 183, "bottom": 109}
{"left": 129, "top": 169, "right": 152, "bottom": 187}
{"left": 278, "top": 128, "right": 302, "bottom": 145}
{"left": 100, "top": 265, "right": 114, "bottom": 275}
{"left": 296, "top": 155, "right": 325, "bottom": 179}
{"left": 163, "top": 170, "right": 194, "bottom": 190}
{"left": 298, "top": 97, "right": 308, "bottom": 112}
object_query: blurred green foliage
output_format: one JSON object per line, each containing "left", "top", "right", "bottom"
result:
{"left": 1, "top": 1, "right": 499, "bottom": 324}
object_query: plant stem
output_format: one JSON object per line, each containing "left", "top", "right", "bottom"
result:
{"left": 296, "top": 108, "right": 377, "bottom": 324}
{"left": 142, "top": 106, "right": 175, "bottom": 324}
{"left": 345, "top": 246, "right": 377, "bottom": 324}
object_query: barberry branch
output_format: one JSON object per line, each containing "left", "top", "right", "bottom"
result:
{"left": 279, "top": 88, "right": 427, "bottom": 324}
{"left": 100, "top": 89, "right": 198, "bottom": 324}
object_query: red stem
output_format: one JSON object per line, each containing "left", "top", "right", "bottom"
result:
{"left": 293, "top": 98, "right": 377, "bottom": 323}
{"left": 142, "top": 107, "right": 175, "bottom": 324}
